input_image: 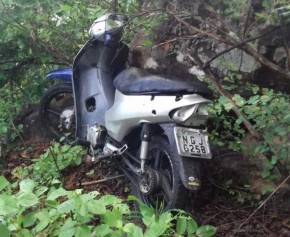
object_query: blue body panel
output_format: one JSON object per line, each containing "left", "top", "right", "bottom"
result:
{"left": 46, "top": 68, "right": 72, "bottom": 81}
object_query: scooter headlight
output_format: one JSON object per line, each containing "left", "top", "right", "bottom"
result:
{"left": 89, "top": 14, "right": 127, "bottom": 40}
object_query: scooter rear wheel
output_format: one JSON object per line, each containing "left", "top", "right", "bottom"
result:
{"left": 39, "top": 83, "right": 75, "bottom": 140}
{"left": 131, "top": 135, "right": 188, "bottom": 211}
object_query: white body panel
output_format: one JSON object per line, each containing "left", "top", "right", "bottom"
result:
{"left": 105, "top": 90, "right": 211, "bottom": 141}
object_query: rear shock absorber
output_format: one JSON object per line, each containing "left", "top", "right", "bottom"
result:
{"left": 139, "top": 123, "right": 151, "bottom": 174}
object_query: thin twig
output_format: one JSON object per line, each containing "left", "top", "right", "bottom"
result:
{"left": 242, "top": 0, "right": 253, "bottom": 40}
{"left": 203, "top": 26, "right": 280, "bottom": 69}
{"left": 167, "top": 10, "right": 232, "bottom": 45}
{"left": 48, "top": 146, "right": 61, "bottom": 177}
{"left": 152, "top": 34, "right": 201, "bottom": 48}
{"left": 229, "top": 174, "right": 290, "bottom": 237}
{"left": 254, "top": 217, "right": 278, "bottom": 237}
{"left": 80, "top": 174, "right": 125, "bottom": 186}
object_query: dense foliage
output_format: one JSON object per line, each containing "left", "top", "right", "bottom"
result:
{"left": 0, "top": 142, "right": 216, "bottom": 237}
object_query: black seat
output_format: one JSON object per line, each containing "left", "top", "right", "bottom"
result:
{"left": 114, "top": 67, "right": 212, "bottom": 97}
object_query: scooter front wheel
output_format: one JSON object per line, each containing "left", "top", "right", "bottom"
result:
{"left": 131, "top": 135, "right": 188, "bottom": 211}
{"left": 39, "top": 83, "right": 75, "bottom": 140}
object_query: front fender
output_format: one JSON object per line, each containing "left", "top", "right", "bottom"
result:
{"left": 46, "top": 68, "right": 72, "bottom": 82}
{"left": 160, "top": 123, "right": 201, "bottom": 191}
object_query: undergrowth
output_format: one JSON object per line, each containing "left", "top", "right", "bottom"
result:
{"left": 0, "top": 141, "right": 216, "bottom": 237}
{"left": 208, "top": 71, "right": 290, "bottom": 198}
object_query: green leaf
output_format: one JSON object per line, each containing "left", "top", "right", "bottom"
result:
{"left": 261, "top": 185, "right": 274, "bottom": 195}
{"left": 35, "top": 186, "right": 48, "bottom": 197}
{"left": 115, "top": 203, "right": 130, "bottom": 214}
{"left": 176, "top": 217, "right": 187, "bottom": 235}
{"left": 235, "top": 116, "right": 243, "bottom": 125}
{"left": 252, "top": 86, "right": 259, "bottom": 94}
{"left": 47, "top": 187, "right": 68, "bottom": 200}
{"left": 247, "top": 95, "right": 260, "bottom": 105}
{"left": 123, "top": 223, "right": 143, "bottom": 237}
{"left": 99, "top": 194, "right": 121, "bottom": 206}
{"left": 1, "top": 126, "right": 8, "bottom": 133}
{"left": 196, "top": 225, "right": 217, "bottom": 237}
{"left": 94, "top": 224, "right": 112, "bottom": 237}
{"left": 34, "top": 210, "right": 50, "bottom": 232}
{"left": 144, "top": 211, "right": 173, "bottom": 237}
{"left": 159, "top": 211, "right": 173, "bottom": 226}
{"left": 271, "top": 156, "right": 278, "bottom": 165}
{"left": 45, "top": 199, "right": 59, "bottom": 208}
{"left": 19, "top": 178, "right": 35, "bottom": 193}
{"left": 61, "top": 144, "right": 70, "bottom": 152}
{"left": 139, "top": 203, "right": 155, "bottom": 221}
{"left": 59, "top": 219, "right": 77, "bottom": 237}
{"left": 144, "top": 222, "right": 166, "bottom": 237}
{"left": 60, "top": 4, "right": 72, "bottom": 12}
{"left": 260, "top": 95, "right": 271, "bottom": 103}
{"left": 0, "top": 176, "right": 9, "bottom": 191}
{"left": 224, "top": 102, "right": 233, "bottom": 111}
{"left": 187, "top": 218, "right": 198, "bottom": 234}
{"left": 75, "top": 225, "right": 91, "bottom": 237}
{"left": 20, "top": 229, "right": 33, "bottom": 237}
{"left": 218, "top": 96, "right": 227, "bottom": 105}
{"left": 100, "top": 209, "right": 123, "bottom": 228}
{"left": 0, "top": 194, "right": 18, "bottom": 216}
{"left": 87, "top": 200, "right": 106, "bottom": 215}
{"left": 0, "top": 223, "right": 10, "bottom": 237}
{"left": 232, "top": 94, "right": 245, "bottom": 107}
{"left": 59, "top": 136, "right": 66, "bottom": 142}
{"left": 17, "top": 192, "right": 38, "bottom": 207}
{"left": 57, "top": 200, "right": 73, "bottom": 213}
{"left": 23, "top": 212, "right": 37, "bottom": 228}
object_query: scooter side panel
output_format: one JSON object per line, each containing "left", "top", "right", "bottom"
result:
{"left": 105, "top": 90, "right": 211, "bottom": 141}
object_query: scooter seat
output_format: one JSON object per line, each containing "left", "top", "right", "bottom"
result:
{"left": 113, "top": 67, "right": 212, "bottom": 97}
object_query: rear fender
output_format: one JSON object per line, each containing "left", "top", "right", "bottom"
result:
{"left": 160, "top": 123, "right": 201, "bottom": 191}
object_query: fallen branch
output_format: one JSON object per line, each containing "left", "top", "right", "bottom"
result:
{"left": 80, "top": 174, "right": 125, "bottom": 186}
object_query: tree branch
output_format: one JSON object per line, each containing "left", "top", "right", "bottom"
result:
{"left": 167, "top": 10, "right": 233, "bottom": 45}
{"left": 188, "top": 53, "right": 261, "bottom": 139}
{"left": 169, "top": 8, "right": 290, "bottom": 78}
{"left": 203, "top": 26, "right": 280, "bottom": 69}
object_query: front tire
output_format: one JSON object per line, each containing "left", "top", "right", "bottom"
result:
{"left": 131, "top": 135, "right": 188, "bottom": 211}
{"left": 39, "top": 83, "right": 74, "bottom": 139}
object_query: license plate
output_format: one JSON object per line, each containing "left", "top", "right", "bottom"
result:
{"left": 174, "top": 127, "right": 211, "bottom": 159}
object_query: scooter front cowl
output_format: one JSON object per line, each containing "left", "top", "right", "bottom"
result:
{"left": 72, "top": 40, "right": 129, "bottom": 141}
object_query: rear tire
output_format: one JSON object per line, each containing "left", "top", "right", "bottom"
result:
{"left": 39, "top": 83, "right": 74, "bottom": 139}
{"left": 131, "top": 135, "right": 188, "bottom": 211}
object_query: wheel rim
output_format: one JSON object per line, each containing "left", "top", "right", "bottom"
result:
{"left": 43, "top": 90, "right": 74, "bottom": 138}
{"left": 141, "top": 146, "right": 175, "bottom": 210}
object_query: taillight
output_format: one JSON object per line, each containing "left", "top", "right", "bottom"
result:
{"left": 170, "top": 103, "right": 209, "bottom": 126}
